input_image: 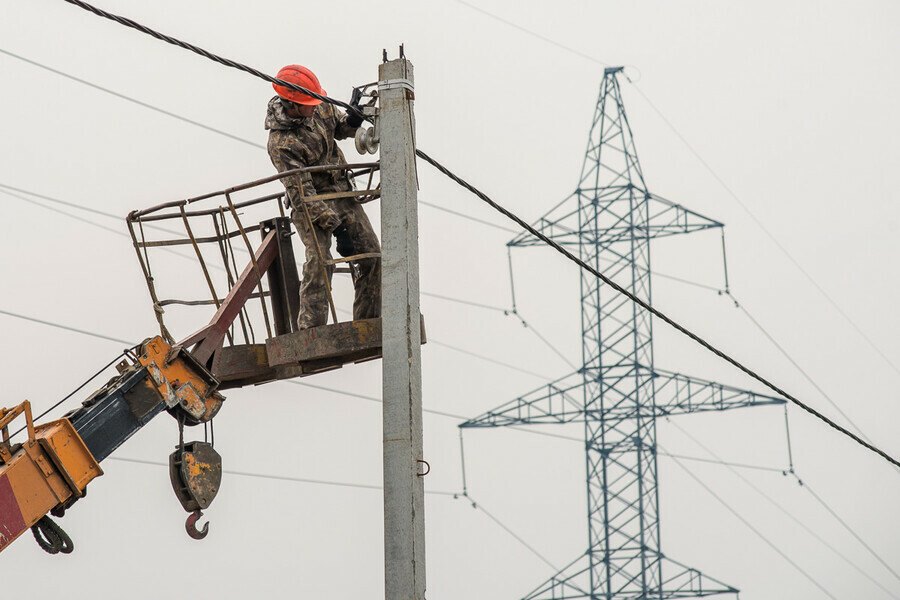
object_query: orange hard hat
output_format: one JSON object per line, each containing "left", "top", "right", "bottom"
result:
{"left": 273, "top": 65, "right": 326, "bottom": 105}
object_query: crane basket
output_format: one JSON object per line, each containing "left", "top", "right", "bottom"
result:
{"left": 125, "top": 163, "right": 387, "bottom": 389}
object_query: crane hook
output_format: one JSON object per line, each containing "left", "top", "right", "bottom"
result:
{"left": 185, "top": 509, "right": 209, "bottom": 540}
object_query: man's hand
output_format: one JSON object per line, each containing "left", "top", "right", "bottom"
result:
{"left": 333, "top": 224, "right": 355, "bottom": 257}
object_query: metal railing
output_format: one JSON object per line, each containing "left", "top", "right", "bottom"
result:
{"left": 126, "top": 162, "right": 380, "bottom": 347}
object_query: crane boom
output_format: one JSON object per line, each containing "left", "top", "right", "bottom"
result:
{"left": 0, "top": 336, "right": 222, "bottom": 554}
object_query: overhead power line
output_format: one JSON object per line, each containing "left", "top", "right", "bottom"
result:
{"left": 799, "top": 477, "right": 900, "bottom": 586}
{"left": 3, "top": 302, "right": 807, "bottom": 476}
{"left": 0, "top": 307, "right": 567, "bottom": 449}
{"left": 449, "top": 0, "right": 609, "bottom": 68}
{"left": 449, "top": 0, "right": 900, "bottom": 381}
{"left": 447, "top": 0, "right": 891, "bottom": 440}
{"left": 0, "top": 307, "right": 133, "bottom": 345}
{"left": 0, "top": 48, "right": 516, "bottom": 237}
{"left": 0, "top": 48, "right": 265, "bottom": 150}
{"left": 43, "top": 0, "right": 900, "bottom": 467}
{"left": 59, "top": 0, "right": 360, "bottom": 117}
{"left": 0, "top": 187, "right": 125, "bottom": 237}
{"left": 731, "top": 294, "right": 871, "bottom": 442}
{"left": 667, "top": 420, "right": 899, "bottom": 597}
{"left": 414, "top": 150, "right": 900, "bottom": 470}
{"left": 454, "top": 492, "right": 559, "bottom": 571}
{"left": 628, "top": 81, "right": 900, "bottom": 381}
{"left": 667, "top": 452, "right": 840, "bottom": 600}
{"left": 108, "top": 455, "right": 456, "bottom": 495}
{"left": 1, "top": 179, "right": 557, "bottom": 381}
{"left": 111, "top": 453, "right": 563, "bottom": 575}
{"left": 3, "top": 47, "right": 723, "bottom": 301}
{"left": 429, "top": 339, "right": 553, "bottom": 380}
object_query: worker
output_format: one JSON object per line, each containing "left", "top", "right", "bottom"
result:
{"left": 265, "top": 65, "right": 381, "bottom": 330}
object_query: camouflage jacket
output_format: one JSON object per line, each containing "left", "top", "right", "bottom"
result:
{"left": 265, "top": 96, "right": 358, "bottom": 225}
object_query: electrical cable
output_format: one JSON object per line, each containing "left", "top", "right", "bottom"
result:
{"left": 48, "top": 0, "right": 897, "bottom": 467}
{"left": 657, "top": 451, "right": 784, "bottom": 474}
{"left": 510, "top": 313, "right": 578, "bottom": 371}
{"left": 0, "top": 187, "right": 126, "bottom": 238}
{"left": 504, "top": 249, "right": 581, "bottom": 371}
{"left": 0, "top": 181, "right": 182, "bottom": 237}
{"left": 0, "top": 308, "right": 133, "bottom": 345}
{"left": 0, "top": 186, "right": 229, "bottom": 272}
{"left": 730, "top": 294, "right": 871, "bottom": 443}
{"left": 419, "top": 199, "right": 517, "bottom": 233}
{"left": 456, "top": 429, "right": 559, "bottom": 570}
{"left": 446, "top": 0, "right": 900, "bottom": 384}
{"left": 0, "top": 181, "right": 126, "bottom": 221}
{"left": 0, "top": 47, "right": 517, "bottom": 237}
{"left": 439, "top": 3, "right": 881, "bottom": 448}
{"left": 414, "top": 148, "right": 900, "bottom": 469}
{"left": 0, "top": 47, "right": 266, "bottom": 151}
{"left": 667, "top": 451, "right": 840, "bottom": 600}
{"left": 449, "top": 0, "right": 609, "bottom": 68}
{"left": 654, "top": 270, "right": 724, "bottom": 293}
{"left": 421, "top": 291, "right": 509, "bottom": 314}
{"left": 58, "top": 0, "right": 362, "bottom": 118}
{"left": 429, "top": 339, "right": 553, "bottom": 380}
{"left": 454, "top": 492, "right": 559, "bottom": 571}
{"left": 799, "top": 477, "right": 900, "bottom": 586}
{"left": 781, "top": 414, "right": 900, "bottom": 585}
{"left": 283, "top": 379, "right": 465, "bottom": 421}
{"left": 7, "top": 350, "right": 132, "bottom": 441}
{"left": 3, "top": 48, "right": 721, "bottom": 328}
{"left": 3, "top": 178, "right": 561, "bottom": 381}
{"left": 0, "top": 306, "right": 555, "bottom": 438}
{"left": 113, "top": 450, "right": 563, "bottom": 575}
{"left": 628, "top": 80, "right": 900, "bottom": 381}
{"left": 665, "top": 420, "right": 899, "bottom": 597}
{"left": 2, "top": 304, "right": 810, "bottom": 472}
{"left": 107, "top": 455, "right": 456, "bottom": 496}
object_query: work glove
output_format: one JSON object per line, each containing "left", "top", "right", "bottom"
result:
{"left": 333, "top": 224, "right": 355, "bottom": 257}
{"left": 346, "top": 87, "right": 365, "bottom": 128}
{"left": 315, "top": 210, "right": 341, "bottom": 233}
{"left": 346, "top": 108, "right": 364, "bottom": 129}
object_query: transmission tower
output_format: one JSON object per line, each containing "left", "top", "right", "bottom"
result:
{"left": 461, "top": 67, "right": 785, "bottom": 599}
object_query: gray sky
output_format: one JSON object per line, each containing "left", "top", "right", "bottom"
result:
{"left": 2, "top": 0, "right": 899, "bottom": 598}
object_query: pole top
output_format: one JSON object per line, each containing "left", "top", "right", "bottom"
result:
{"left": 604, "top": 66, "right": 625, "bottom": 76}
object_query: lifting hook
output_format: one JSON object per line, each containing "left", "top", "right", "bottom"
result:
{"left": 185, "top": 509, "right": 209, "bottom": 540}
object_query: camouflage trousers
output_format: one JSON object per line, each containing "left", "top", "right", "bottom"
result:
{"left": 291, "top": 197, "right": 381, "bottom": 329}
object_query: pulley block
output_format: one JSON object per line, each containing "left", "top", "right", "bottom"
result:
{"left": 355, "top": 126, "right": 379, "bottom": 155}
{"left": 169, "top": 441, "right": 222, "bottom": 513}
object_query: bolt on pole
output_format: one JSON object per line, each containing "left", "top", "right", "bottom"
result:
{"left": 378, "top": 56, "right": 426, "bottom": 600}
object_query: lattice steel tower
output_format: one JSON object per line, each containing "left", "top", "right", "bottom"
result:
{"left": 461, "top": 67, "right": 784, "bottom": 599}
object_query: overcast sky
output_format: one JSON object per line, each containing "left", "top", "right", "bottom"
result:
{"left": 2, "top": 1, "right": 899, "bottom": 598}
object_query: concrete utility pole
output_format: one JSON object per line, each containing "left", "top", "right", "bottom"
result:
{"left": 379, "top": 56, "right": 425, "bottom": 600}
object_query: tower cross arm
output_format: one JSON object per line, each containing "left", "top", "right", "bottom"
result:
{"left": 643, "top": 191, "right": 723, "bottom": 239}
{"left": 507, "top": 189, "right": 724, "bottom": 250}
{"left": 651, "top": 368, "right": 786, "bottom": 417}
{"left": 459, "top": 371, "right": 586, "bottom": 428}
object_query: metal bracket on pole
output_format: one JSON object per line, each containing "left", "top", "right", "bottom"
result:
{"left": 378, "top": 78, "right": 415, "bottom": 98}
